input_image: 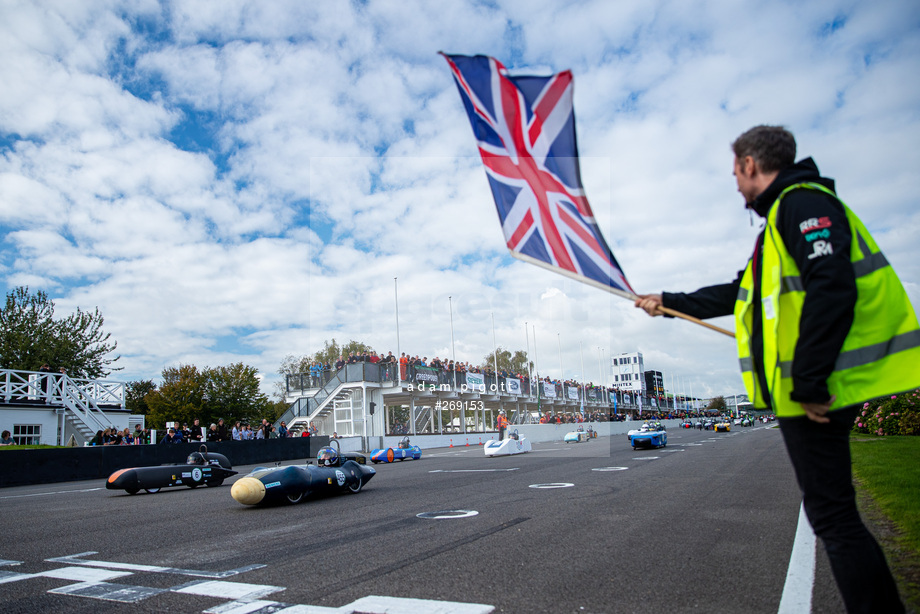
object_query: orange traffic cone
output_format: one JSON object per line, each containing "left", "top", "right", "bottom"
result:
{"left": 449, "top": 439, "right": 453, "bottom": 447}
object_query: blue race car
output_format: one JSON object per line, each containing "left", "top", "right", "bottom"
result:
{"left": 371, "top": 436, "right": 422, "bottom": 463}
{"left": 627, "top": 423, "right": 668, "bottom": 449}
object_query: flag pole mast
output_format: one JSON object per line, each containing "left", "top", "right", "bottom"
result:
{"left": 509, "top": 252, "right": 735, "bottom": 339}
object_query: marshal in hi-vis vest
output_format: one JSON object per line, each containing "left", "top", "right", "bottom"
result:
{"left": 734, "top": 182, "right": 920, "bottom": 417}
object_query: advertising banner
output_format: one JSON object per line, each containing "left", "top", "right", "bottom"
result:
{"left": 465, "top": 372, "right": 485, "bottom": 392}
{"left": 414, "top": 366, "right": 440, "bottom": 387}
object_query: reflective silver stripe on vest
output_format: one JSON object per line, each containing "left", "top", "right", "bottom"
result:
{"left": 780, "top": 361, "right": 792, "bottom": 378}
{"left": 777, "top": 329, "right": 920, "bottom": 378}
{"left": 781, "top": 276, "right": 803, "bottom": 294}
{"left": 739, "top": 356, "right": 753, "bottom": 373}
{"left": 852, "top": 251, "right": 889, "bottom": 277}
{"left": 777, "top": 240, "right": 889, "bottom": 295}
{"left": 835, "top": 329, "right": 920, "bottom": 371}
{"left": 737, "top": 288, "right": 748, "bottom": 302}
{"left": 852, "top": 232, "right": 889, "bottom": 277}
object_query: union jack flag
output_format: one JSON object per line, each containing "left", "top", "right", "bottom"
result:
{"left": 442, "top": 53, "right": 634, "bottom": 296}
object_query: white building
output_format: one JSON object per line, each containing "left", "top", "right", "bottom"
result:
{"left": 0, "top": 369, "right": 137, "bottom": 445}
{"left": 611, "top": 352, "right": 645, "bottom": 395}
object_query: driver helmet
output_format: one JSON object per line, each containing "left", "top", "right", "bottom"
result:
{"left": 509, "top": 429, "right": 519, "bottom": 440}
{"left": 186, "top": 452, "right": 206, "bottom": 465}
{"left": 317, "top": 446, "right": 338, "bottom": 467}
{"left": 399, "top": 436, "right": 410, "bottom": 449}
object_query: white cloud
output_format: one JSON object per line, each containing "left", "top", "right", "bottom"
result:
{"left": 0, "top": 0, "right": 918, "bottom": 401}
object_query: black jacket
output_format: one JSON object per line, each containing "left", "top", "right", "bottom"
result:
{"left": 663, "top": 158, "right": 856, "bottom": 406}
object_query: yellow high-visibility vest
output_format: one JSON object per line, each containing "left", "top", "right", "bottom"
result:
{"left": 734, "top": 182, "right": 920, "bottom": 416}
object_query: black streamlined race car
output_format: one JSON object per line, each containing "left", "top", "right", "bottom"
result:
{"left": 106, "top": 448, "right": 237, "bottom": 495}
{"left": 231, "top": 440, "right": 375, "bottom": 506}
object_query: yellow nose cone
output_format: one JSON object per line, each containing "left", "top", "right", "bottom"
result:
{"left": 231, "top": 477, "right": 266, "bottom": 505}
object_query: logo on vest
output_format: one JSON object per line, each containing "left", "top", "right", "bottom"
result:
{"left": 807, "top": 240, "right": 833, "bottom": 259}
{"left": 799, "top": 216, "right": 832, "bottom": 234}
{"left": 805, "top": 229, "right": 830, "bottom": 242}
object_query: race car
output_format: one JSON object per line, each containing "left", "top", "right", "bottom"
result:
{"left": 484, "top": 430, "right": 532, "bottom": 456}
{"left": 714, "top": 420, "right": 731, "bottom": 432}
{"left": 627, "top": 422, "right": 663, "bottom": 440}
{"left": 564, "top": 428, "right": 590, "bottom": 443}
{"left": 628, "top": 423, "right": 667, "bottom": 449}
{"left": 371, "top": 436, "right": 422, "bottom": 463}
{"left": 680, "top": 421, "right": 693, "bottom": 429}
{"left": 231, "top": 440, "right": 375, "bottom": 506}
{"left": 106, "top": 448, "right": 237, "bottom": 495}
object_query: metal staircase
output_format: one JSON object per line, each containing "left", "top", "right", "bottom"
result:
{"left": 1, "top": 369, "right": 125, "bottom": 444}
{"left": 414, "top": 406, "right": 432, "bottom": 433}
{"left": 276, "top": 372, "right": 355, "bottom": 428}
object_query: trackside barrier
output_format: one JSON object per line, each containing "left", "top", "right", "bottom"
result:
{"left": 371, "top": 419, "right": 684, "bottom": 451}
{"left": 0, "top": 437, "right": 327, "bottom": 488}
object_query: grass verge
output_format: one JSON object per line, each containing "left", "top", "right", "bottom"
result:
{"left": 851, "top": 435, "right": 920, "bottom": 612}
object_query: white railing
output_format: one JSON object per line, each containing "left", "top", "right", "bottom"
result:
{"left": 1, "top": 369, "right": 125, "bottom": 436}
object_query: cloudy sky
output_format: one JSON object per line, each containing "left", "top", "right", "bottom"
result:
{"left": 2, "top": 0, "right": 918, "bottom": 400}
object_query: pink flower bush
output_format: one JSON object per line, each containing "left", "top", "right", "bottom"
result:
{"left": 852, "top": 389, "right": 920, "bottom": 436}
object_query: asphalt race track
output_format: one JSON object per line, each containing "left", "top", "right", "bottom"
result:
{"left": 0, "top": 424, "right": 849, "bottom": 613}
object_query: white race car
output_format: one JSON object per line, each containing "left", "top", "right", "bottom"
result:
{"left": 564, "top": 427, "right": 595, "bottom": 443}
{"left": 484, "top": 430, "right": 532, "bottom": 456}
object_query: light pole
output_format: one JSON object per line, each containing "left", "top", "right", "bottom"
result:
{"left": 557, "top": 332, "right": 564, "bottom": 382}
{"left": 394, "top": 277, "right": 401, "bottom": 380}
{"left": 449, "top": 295, "right": 457, "bottom": 391}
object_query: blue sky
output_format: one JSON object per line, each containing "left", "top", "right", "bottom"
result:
{"left": 1, "top": 0, "right": 918, "bottom": 399}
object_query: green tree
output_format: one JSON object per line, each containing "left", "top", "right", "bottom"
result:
{"left": 146, "top": 363, "right": 272, "bottom": 429}
{"left": 510, "top": 350, "right": 531, "bottom": 375}
{"left": 0, "top": 286, "right": 119, "bottom": 377}
{"left": 706, "top": 395, "right": 727, "bottom": 412}
{"left": 480, "top": 346, "right": 530, "bottom": 374}
{"left": 125, "top": 379, "right": 157, "bottom": 415}
{"left": 145, "top": 365, "right": 208, "bottom": 429}
{"left": 269, "top": 398, "right": 290, "bottom": 421}
{"left": 206, "top": 362, "right": 273, "bottom": 425}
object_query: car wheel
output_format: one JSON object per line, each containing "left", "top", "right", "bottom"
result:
{"left": 187, "top": 482, "right": 198, "bottom": 488}
{"left": 348, "top": 479, "right": 363, "bottom": 494}
{"left": 125, "top": 488, "right": 139, "bottom": 495}
{"left": 286, "top": 491, "right": 304, "bottom": 504}
{"left": 206, "top": 480, "right": 224, "bottom": 487}
{"left": 145, "top": 488, "right": 161, "bottom": 494}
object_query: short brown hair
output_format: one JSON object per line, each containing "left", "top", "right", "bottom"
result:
{"left": 732, "top": 125, "right": 796, "bottom": 173}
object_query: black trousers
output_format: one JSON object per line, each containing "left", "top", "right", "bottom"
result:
{"left": 779, "top": 406, "right": 904, "bottom": 613}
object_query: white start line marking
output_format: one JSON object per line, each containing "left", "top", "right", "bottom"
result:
{"left": 0, "top": 552, "right": 496, "bottom": 613}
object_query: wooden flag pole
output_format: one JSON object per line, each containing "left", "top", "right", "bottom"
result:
{"left": 655, "top": 305, "right": 735, "bottom": 339}
{"left": 509, "top": 252, "right": 736, "bottom": 339}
